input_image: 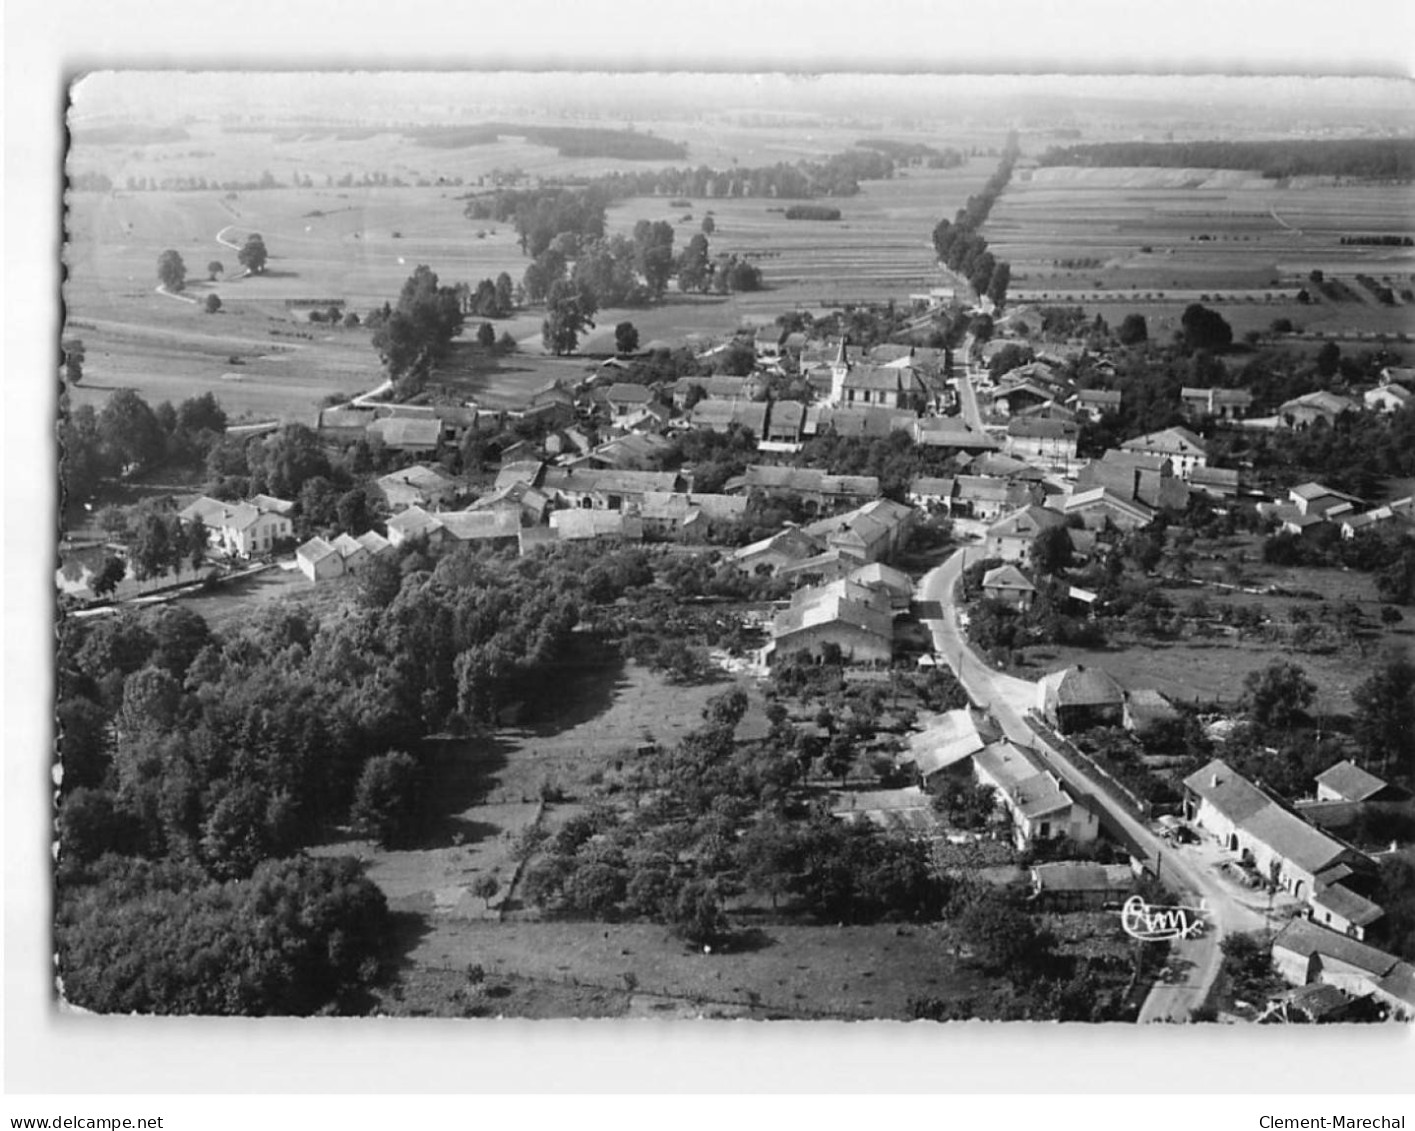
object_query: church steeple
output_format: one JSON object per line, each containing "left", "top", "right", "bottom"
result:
{"left": 829, "top": 335, "right": 851, "bottom": 405}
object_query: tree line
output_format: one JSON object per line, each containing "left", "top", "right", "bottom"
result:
{"left": 930, "top": 132, "right": 1020, "bottom": 305}
{"left": 1036, "top": 138, "right": 1415, "bottom": 181}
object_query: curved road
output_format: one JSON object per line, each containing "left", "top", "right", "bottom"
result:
{"left": 917, "top": 547, "right": 1262, "bottom": 1022}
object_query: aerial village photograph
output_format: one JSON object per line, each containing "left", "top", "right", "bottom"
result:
{"left": 48, "top": 66, "right": 1415, "bottom": 1033}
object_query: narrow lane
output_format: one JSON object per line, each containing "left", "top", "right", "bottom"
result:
{"left": 916, "top": 547, "right": 1242, "bottom": 1022}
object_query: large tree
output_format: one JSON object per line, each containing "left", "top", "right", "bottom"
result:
{"left": 541, "top": 280, "right": 598, "bottom": 356}
{"left": 350, "top": 750, "right": 424, "bottom": 848}
{"left": 97, "top": 389, "right": 165, "bottom": 475}
{"left": 371, "top": 265, "right": 466, "bottom": 381}
{"left": 1241, "top": 660, "right": 1317, "bottom": 731}
{"left": 237, "top": 234, "right": 268, "bottom": 275}
{"left": 156, "top": 249, "right": 186, "bottom": 292}
{"left": 1353, "top": 648, "right": 1415, "bottom": 779}
{"left": 1180, "top": 303, "right": 1233, "bottom": 352}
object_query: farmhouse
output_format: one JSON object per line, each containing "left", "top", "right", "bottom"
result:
{"left": 802, "top": 498, "right": 914, "bottom": 564}
{"left": 732, "top": 527, "right": 825, "bottom": 575}
{"left": 670, "top": 373, "right": 758, "bottom": 407}
{"left": 295, "top": 536, "right": 343, "bottom": 582}
{"left": 972, "top": 741, "right": 1100, "bottom": 851}
{"left": 367, "top": 415, "right": 443, "bottom": 454}
{"left": 376, "top": 465, "right": 460, "bottom": 511}
{"left": 1288, "top": 482, "right": 1363, "bottom": 518}
{"left": 1005, "top": 417, "right": 1079, "bottom": 464}
{"left": 1270, "top": 919, "right": 1402, "bottom": 1002}
{"left": 990, "top": 380, "right": 1055, "bottom": 418}
{"left": 1182, "top": 760, "right": 1373, "bottom": 905}
{"left": 764, "top": 399, "right": 806, "bottom": 445}
{"left": 437, "top": 510, "right": 521, "bottom": 547}
{"left": 687, "top": 398, "right": 768, "bottom": 437}
{"left": 1037, "top": 665, "right": 1125, "bottom": 733}
{"left": 540, "top": 467, "right": 683, "bottom": 510}
{"left": 638, "top": 492, "right": 747, "bottom": 540}
{"left": 1063, "top": 486, "right": 1156, "bottom": 531}
{"left": 903, "top": 708, "right": 991, "bottom": 782}
{"left": 834, "top": 364, "right": 929, "bottom": 411}
{"left": 778, "top": 549, "right": 865, "bottom": 588}
{"left": 548, "top": 509, "right": 644, "bottom": 543}
{"left": 1122, "top": 688, "right": 1180, "bottom": 735}
{"left": 983, "top": 505, "right": 1068, "bottom": 563}
{"left": 1073, "top": 388, "right": 1122, "bottom": 421}
{"left": 728, "top": 466, "right": 880, "bottom": 507}
{"left": 329, "top": 532, "right": 369, "bottom": 574}
{"left": 355, "top": 530, "right": 392, "bottom": 558}
{"left": 1187, "top": 466, "right": 1243, "bottom": 499}
{"left": 845, "top": 561, "right": 915, "bottom": 610}
{"left": 604, "top": 383, "right": 654, "bottom": 418}
{"left": 908, "top": 476, "right": 956, "bottom": 510}
{"left": 465, "top": 480, "right": 551, "bottom": 526}
{"left": 1280, "top": 390, "right": 1361, "bottom": 429}
{"left": 1120, "top": 427, "right": 1208, "bottom": 479}
{"left": 1314, "top": 761, "right": 1395, "bottom": 804}
{"left": 912, "top": 418, "right": 1000, "bottom": 453}
{"left": 178, "top": 495, "right": 294, "bottom": 559}
{"left": 386, "top": 505, "right": 447, "bottom": 547}
{"left": 1180, "top": 386, "right": 1254, "bottom": 422}
{"left": 317, "top": 404, "right": 378, "bottom": 440}
{"left": 954, "top": 476, "right": 1044, "bottom": 521}
{"left": 981, "top": 564, "right": 1036, "bottom": 610}
{"left": 766, "top": 578, "right": 894, "bottom": 666}
{"left": 1082, "top": 450, "right": 1190, "bottom": 511}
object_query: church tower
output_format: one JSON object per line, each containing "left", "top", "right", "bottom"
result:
{"left": 829, "top": 336, "right": 851, "bottom": 406}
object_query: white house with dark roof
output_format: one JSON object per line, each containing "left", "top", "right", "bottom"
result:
{"left": 1073, "top": 388, "right": 1123, "bottom": 422}
{"left": 1180, "top": 386, "right": 1253, "bottom": 422}
{"left": 178, "top": 495, "right": 294, "bottom": 559}
{"left": 983, "top": 504, "right": 1068, "bottom": 563}
{"left": 972, "top": 741, "right": 1100, "bottom": 850}
{"left": 981, "top": 564, "right": 1036, "bottom": 610}
{"left": 1183, "top": 759, "right": 1373, "bottom": 906}
{"left": 1120, "top": 427, "right": 1209, "bottom": 479}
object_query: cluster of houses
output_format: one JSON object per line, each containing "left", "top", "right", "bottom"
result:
{"left": 897, "top": 706, "right": 1103, "bottom": 851}
{"left": 1179, "top": 757, "right": 1414, "bottom": 1019}
{"left": 1260, "top": 481, "right": 1414, "bottom": 542}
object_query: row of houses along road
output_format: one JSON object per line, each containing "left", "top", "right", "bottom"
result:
{"left": 917, "top": 546, "right": 1275, "bottom": 1023}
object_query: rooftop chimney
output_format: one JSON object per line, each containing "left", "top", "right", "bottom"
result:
{"left": 1211, "top": 774, "right": 1220, "bottom": 789}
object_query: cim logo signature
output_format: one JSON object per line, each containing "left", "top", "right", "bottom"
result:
{"left": 1119, "top": 894, "right": 1207, "bottom": 942}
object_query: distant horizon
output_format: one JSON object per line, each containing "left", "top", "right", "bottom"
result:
{"left": 68, "top": 72, "right": 1415, "bottom": 134}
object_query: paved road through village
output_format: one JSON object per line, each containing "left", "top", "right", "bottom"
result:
{"left": 917, "top": 546, "right": 1272, "bottom": 1022}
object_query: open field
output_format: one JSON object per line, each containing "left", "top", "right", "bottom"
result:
{"left": 61, "top": 116, "right": 1003, "bottom": 421}
{"left": 380, "top": 916, "right": 995, "bottom": 1021}
{"left": 989, "top": 165, "right": 1415, "bottom": 341}
{"left": 1021, "top": 538, "right": 1409, "bottom": 716}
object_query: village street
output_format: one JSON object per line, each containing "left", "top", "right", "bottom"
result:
{"left": 916, "top": 546, "right": 1271, "bottom": 1022}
